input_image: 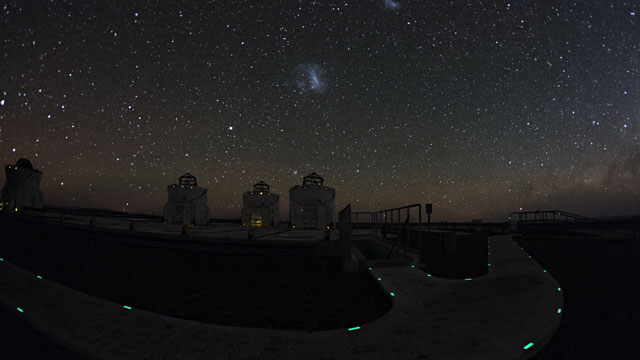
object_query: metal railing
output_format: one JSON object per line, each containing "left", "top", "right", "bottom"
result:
{"left": 508, "top": 210, "right": 597, "bottom": 223}
{"left": 373, "top": 203, "right": 422, "bottom": 224}
{"left": 508, "top": 210, "right": 640, "bottom": 238}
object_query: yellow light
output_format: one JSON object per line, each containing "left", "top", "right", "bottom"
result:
{"left": 259, "top": 192, "right": 263, "bottom": 195}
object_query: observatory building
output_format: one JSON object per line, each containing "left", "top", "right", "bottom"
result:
{"left": 289, "top": 172, "right": 335, "bottom": 229}
{"left": 1, "top": 158, "right": 44, "bottom": 212}
{"left": 163, "top": 173, "right": 210, "bottom": 225}
{"left": 241, "top": 181, "right": 279, "bottom": 227}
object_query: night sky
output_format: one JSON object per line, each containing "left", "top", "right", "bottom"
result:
{"left": 2, "top": 1, "right": 639, "bottom": 221}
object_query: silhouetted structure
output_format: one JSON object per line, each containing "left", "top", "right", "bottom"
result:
{"left": 1, "top": 158, "right": 44, "bottom": 212}
{"left": 289, "top": 172, "right": 335, "bottom": 229}
{"left": 163, "top": 173, "right": 209, "bottom": 225}
{"left": 241, "top": 181, "right": 279, "bottom": 227}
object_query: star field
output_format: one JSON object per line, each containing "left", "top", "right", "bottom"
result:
{"left": 1, "top": 1, "right": 639, "bottom": 220}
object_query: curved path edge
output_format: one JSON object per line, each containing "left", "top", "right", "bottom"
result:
{"left": 0, "top": 234, "right": 562, "bottom": 359}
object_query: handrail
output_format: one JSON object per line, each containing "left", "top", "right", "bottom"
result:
{"left": 508, "top": 210, "right": 598, "bottom": 223}
{"left": 373, "top": 203, "right": 422, "bottom": 224}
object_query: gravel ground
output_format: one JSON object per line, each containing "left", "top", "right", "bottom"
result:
{"left": 516, "top": 235, "right": 640, "bottom": 359}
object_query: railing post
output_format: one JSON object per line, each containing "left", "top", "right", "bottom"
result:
{"left": 339, "top": 205, "right": 352, "bottom": 259}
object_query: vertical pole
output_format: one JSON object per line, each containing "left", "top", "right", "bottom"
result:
{"left": 373, "top": 212, "right": 376, "bottom": 241}
{"left": 384, "top": 211, "right": 387, "bottom": 239}
{"left": 404, "top": 214, "right": 407, "bottom": 259}
{"left": 418, "top": 204, "right": 423, "bottom": 260}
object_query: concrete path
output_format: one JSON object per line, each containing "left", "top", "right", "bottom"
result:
{"left": 0, "top": 235, "right": 562, "bottom": 359}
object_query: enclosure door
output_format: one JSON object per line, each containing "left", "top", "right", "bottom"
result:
{"left": 302, "top": 205, "right": 318, "bottom": 229}
{"left": 251, "top": 207, "right": 262, "bottom": 227}
{"left": 173, "top": 204, "right": 184, "bottom": 224}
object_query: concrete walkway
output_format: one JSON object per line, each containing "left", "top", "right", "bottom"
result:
{"left": 0, "top": 235, "right": 562, "bottom": 359}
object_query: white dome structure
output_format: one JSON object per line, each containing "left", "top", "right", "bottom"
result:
{"left": 241, "top": 181, "right": 279, "bottom": 227}
{"left": 163, "top": 173, "right": 210, "bottom": 225}
{"left": 1, "top": 158, "right": 44, "bottom": 212}
{"left": 289, "top": 172, "right": 335, "bottom": 229}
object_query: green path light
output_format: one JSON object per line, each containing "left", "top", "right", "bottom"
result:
{"left": 347, "top": 326, "right": 361, "bottom": 331}
{"left": 368, "top": 267, "right": 372, "bottom": 270}
{"left": 377, "top": 277, "right": 381, "bottom": 281}
{"left": 36, "top": 275, "right": 42, "bottom": 279}
{"left": 0, "top": 257, "right": 3, "bottom": 261}
{"left": 426, "top": 274, "right": 432, "bottom": 277}
{"left": 557, "top": 287, "right": 562, "bottom": 291}
{"left": 543, "top": 270, "right": 547, "bottom": 273}
{"left": 123, "top": 305, "right": 132, "bottom": 310}
{"left": 464, "top": 278, "right": 472, "bottom": 281}
{"left": 523, "top": 342, "right": 534, "bottom": 350}
{"left": 557, "top": 308, "right": 562, "bottom": 314}
{"left": 411, "top": 265, "right": 415, "bottom": 268}
{"left": 16, "top": 307, "right": 24, "bottom": 313}
{"left": 390, "top": 292, "right": 395, "bottom": 296}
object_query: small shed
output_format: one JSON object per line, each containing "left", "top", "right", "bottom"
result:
{"left": 289, "top": 173, "right": 335, "bottom": 229}
{"left": 241, "top": 181, "right": 279, "bottom": 227}
{"left": 163, "top": 173, "right": 210, "bottom": 225}
{"left": 1, "top": 158, "right": 44, "bottom": 212}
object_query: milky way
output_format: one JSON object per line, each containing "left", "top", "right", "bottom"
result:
{"left": 1, "top": 1, "right": 639, "bottom": 220}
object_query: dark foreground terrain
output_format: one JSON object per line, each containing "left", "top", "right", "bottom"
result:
{"left": 0, "top": 221, "right": 392, "bottom": 358}
{"left": 1, "top": 244, "right": 391, "bottom": 331}
{"left": 516, "top": 234, "right": 640, "bottom": 359}
{"left": 7, "top": 228, "right": 638, "bottom": 359}
{"left": 0, "top": 305, "right": 91, "bottom": 360}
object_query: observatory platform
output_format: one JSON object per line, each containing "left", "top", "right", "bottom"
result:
{"left": 39, "top": 212, "right": 328, "bottom": 242}
{"left": 0, "top": 229, "right": 563, "bottom": 360}
{"left": 0, "top": 210, "right": 347, "bottom": 266}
